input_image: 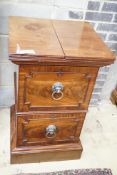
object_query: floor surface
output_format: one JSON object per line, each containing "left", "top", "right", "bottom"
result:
{"left": 0, "top": 101, "right": 117, "bottom": 175}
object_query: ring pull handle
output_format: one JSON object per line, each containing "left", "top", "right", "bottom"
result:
{"left": 52, "top": 82, "right": 64, "bottom": 100}
{"left": 46, "top": 125, "right": 57, "bottom": 138}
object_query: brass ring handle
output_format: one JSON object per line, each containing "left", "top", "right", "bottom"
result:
{"left": 46, "top": 125, "right": 57, "bottom": 138}
{"left": 52, "top": 82, "right": 64, "bottom": 101}
{"left": 52, "top": 90, "right": 63, "bottom": 101}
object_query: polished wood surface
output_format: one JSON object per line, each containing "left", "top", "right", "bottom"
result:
{"left": 53, "top": 20, "right": 115, "bottom": 60}
{"left": 9, "top": 17, "right": 64, "bottom": 58}
{"left": 25, "top": 72, "right": 92, "bottom": 106}
{"left": 9, "top": 16, "right": 115, "bottom": 66}
{"left": 10, "top": 105, "right": 17, "bottom": 152}
{"left": 18, "top": 65, "right": 98, "bottom": 112}
{"left": 17, "top": 113, "right": 85, "bottom": 146}
{"left": 11, "top": 105, "right": 83, "bottom": 164}
{"left": 9, "top": 17, "right": 115, "bottom": 163}
{"left": 11, "top": 149, "right": 83, "bottom": 164}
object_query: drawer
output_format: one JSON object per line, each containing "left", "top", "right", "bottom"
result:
{"left": 17, "top": 113, "right": 85, "bottom": 146}
{"left": 18, "top": 66, "right": 98, "bottom": 112}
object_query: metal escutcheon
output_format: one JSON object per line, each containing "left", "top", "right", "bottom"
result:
{"left": 46, "top": 125, "right": 57, "bottom": 138}
{"left": 52, "top": 82, "right": 64, "bottom": 100}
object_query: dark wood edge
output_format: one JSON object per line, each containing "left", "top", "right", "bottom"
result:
{"left": 10, "top": 105, "right": 17, "bottom": 153}
{"left": 9, "top": 55, "right": 116, "bottom": 67}
{"left": 11, "top": 140, "right": 83, "bottom": 155}
{"left": 14, "top": 72, "right": 18, "bottom": 113}
{"left": 11, "top": 146, "right": 83, "bottom": 164}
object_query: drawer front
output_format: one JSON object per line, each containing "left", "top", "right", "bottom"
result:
{"left": 17, "top": 113, "right": 85, "bottom": 146}
{"left": 18, "top": 66, "right": 98, "bottom": 112}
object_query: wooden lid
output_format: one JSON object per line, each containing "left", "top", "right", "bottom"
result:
{"left": 9, "top": 16, "right": 115, "bottom": 66}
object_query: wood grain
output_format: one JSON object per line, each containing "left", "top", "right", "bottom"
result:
{"left": 9, "top": 16, "right": 115, "bottom": 66}
{"left": 25, "top": 72, "right": 90, "bottom": 106}
{"left": 53, "top": 20, "right": 115, "bottom": 62}
{"left": 11, "top": 106, "right": 83, "bottom": 164}
{"left": 18, "top": 65, "right": 98, "bottom": 112}
{"left": 9, "top": 17, "right": 64, "bottom": 58}
{"left": 11, "top": 147, "right": 83, "bottom": 164}
{"left": 9, "top": 17, "right": 115, "bottom": 164}
{"left": 11, "top": 144, "right": 83, "bottom": 164}
{"left": 10, "top": 105, "right": 17, "bottom": 151}
{"left": 17, "top": 113, "right": 85, "bottom": 146}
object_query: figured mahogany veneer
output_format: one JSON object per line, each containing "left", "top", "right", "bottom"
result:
{"left": 18, "top": 65, "right": 98, "bottom": 112}
{"left": 17, "top": 113, "right": 85, "bottom": 146}
{"left": 9, "top": 17, "right": 115, "bottom": 164}
{"left": 11, "top": 105, "right": 83, "bottom": 164}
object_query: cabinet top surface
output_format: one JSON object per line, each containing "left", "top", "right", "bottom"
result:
{"left": 9, "top": 16, "right": 115, "bottom": 66}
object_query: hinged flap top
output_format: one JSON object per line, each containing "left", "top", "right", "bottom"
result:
{"left": 9, "top": 16, "right": 115, "bottom": 66}
{"left": 9, "top": 17, "right": 64, "bottom": 58}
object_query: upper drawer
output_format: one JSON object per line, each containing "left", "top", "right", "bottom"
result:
{"left": 18, "top": 65, "right": 98, "bottom": 112}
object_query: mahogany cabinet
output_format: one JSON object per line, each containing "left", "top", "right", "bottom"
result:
{"left": 9, "top": 17, "right": 115, "bottom": 164}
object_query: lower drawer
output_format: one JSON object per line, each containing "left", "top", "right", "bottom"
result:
{"left": 17, "top": 113, "right": 85, "bottom": 146}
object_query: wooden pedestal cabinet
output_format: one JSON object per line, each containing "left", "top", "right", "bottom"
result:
{"left": 9, "top": 17, "right": 115, "bottom": 164}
